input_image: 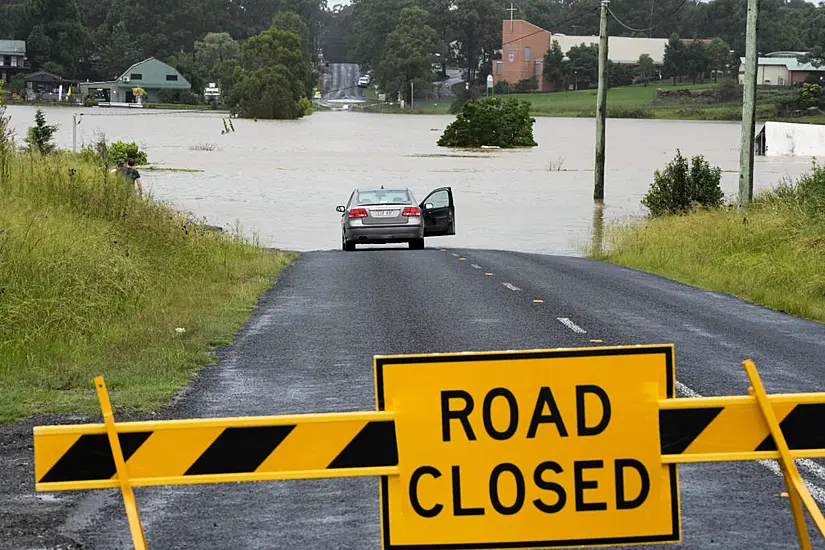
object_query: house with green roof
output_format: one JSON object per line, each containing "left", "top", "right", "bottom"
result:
{"left": 0, "top": 40, "right": 29, "bottom": 87}
{"left": 78, "top": 57, "right": 191, "bottom": 105}
{"left": 738, "top": 52, "right": 825, "bottom": 87}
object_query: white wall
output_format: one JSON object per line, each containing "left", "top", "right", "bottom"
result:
{"left": 765, "top": 121, "right": 825, "bottom": 157}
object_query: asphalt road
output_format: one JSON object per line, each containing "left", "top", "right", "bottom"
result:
{"left": 51, "top": 249, "right": 825, "bottom": 548}
{"left": 323, "top": 62, "right": 366, "bottom": 103}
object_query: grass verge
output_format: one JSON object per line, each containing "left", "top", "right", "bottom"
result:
{"left": 0, "top": 150, "right": 295, "bottom": 423}
{"left": 592, "top": 162, "right": 825, "bottom": 323}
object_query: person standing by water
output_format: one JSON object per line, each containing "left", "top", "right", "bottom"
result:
{"left": 123, "top": 158, "right": 143, "bottom": 197}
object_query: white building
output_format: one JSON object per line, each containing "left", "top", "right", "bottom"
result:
{"left": 738, "top": 52, "right": 825, "bottom": 87}
{"left": 551, "top": 34, "right": 670, "bottom": 64}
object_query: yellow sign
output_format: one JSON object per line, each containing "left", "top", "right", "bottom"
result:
{"left": 375, "top": 345, "right": 679, "bottom": 549}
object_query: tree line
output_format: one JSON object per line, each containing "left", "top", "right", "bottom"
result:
{"left": 342, "top": 0, "right": 825, "bottom": 95}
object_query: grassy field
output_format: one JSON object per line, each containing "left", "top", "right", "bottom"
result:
{"left": 366, "top": 81, "right": 825, "bottom": 122}
{"left": 0, "top": 149, "right": 294, "bottom": 423}
{"left": 593, "top": 162, "right": 825, "bottom": 323}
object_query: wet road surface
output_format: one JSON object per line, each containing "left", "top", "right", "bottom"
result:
{"left": 62, "top": 248, "right": 825, "bottom": 549}
{"left": 323, "top": 62, "right": 366, "bottom": 104}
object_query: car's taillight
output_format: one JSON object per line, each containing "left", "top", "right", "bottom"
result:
{"left": 402, "top": 207, "right": 420, "bottom": 217}
{"left": 348, "top": 208, "right": 368, "bottom": 218}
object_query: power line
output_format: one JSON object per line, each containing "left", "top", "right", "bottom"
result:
{"left": 501, "top": 2, "right": 602, "bottom": 48}
{"left": 606, "top": 0, "right": 690, "bottom": 35}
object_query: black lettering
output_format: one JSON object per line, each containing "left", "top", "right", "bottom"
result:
{"left": 482, "top": 388, "right": 518, "bottom": 440}
{"left": 574, "top": 460, "right": 607, "bottom": 511}
{"left": 409, "top": 466, "right": 443, "bottom": 518}
{"left": 526, "top": 386, "right": 568, "bottom": 438}
{"left": 452, "top": 465, "right": 485, "bottom": 516}
{"left": 615, "top": 459, "right": 650, "bottom": 510}
{"left": 533, "top": 461, "right": 567, "bottom": 514}
{"left": 441, "top": 390, "right": 476, "bottom": 442}
{"left": 489, "top": 463, "right": 525, "bottom": 515}
{"left": 576, "top": 385, "right": 611, "bottom": 436}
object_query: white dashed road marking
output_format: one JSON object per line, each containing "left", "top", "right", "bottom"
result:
{"left": 470, "top": 264, "right": 482, "bottom": 269}
{"left": 501, "top": 283, "right": 521, "bottom": 291}
{"left": 557, "top": 317, "right": 587, "bottom": 334}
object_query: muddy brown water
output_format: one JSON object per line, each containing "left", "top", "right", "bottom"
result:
{"left": 6, "top": 106, "right": 815, "bottom": 255}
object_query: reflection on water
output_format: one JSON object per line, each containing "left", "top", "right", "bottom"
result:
{"left": 6, "top": 106, "right": 814, "bottom": 256}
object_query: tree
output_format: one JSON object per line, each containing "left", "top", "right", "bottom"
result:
{"left": 637, "top": 53, "right": 655, "bottom": 86}
{"left": 192, "top": 32, "right": 242, "bottom": 98}
{"left": 663, "top": 33, "right": 687, "bottom": 85}
{"left": 351, "top": 0, "right": 416, "bottom": 71}
{"left": 543, "top": 39, "right": 565, "bottom": 91}
{"left": 451, "top": 0, "right": 500, "bottom": 85}
{"left": 25, "top": 0, "right": 90, "bottom": 78}
{"left": 377, "top": 6, "right": 441, "bottom": 105}
{"left": 0, "top": 84, "right": 14, "bottom": 153}
{"left": 228, "top": 28, "right": 310, "bottom": 119}
{"left": 25, "top": 109, "right": 58, "bottom": 155}
{"left": 272, "top": 12, "right": 317, "bottom": 94}
{"left": 706, "top": 38, "right": 731, "bottom": 81}
{"left": 564, "top": 43, "right": 600, "bottom": 89}
{"left": 685, "top": 40, "right": 711, "bottom": 85}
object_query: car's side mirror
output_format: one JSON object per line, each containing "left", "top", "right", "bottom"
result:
{"left": 424, "top": 203, "right": 434, "bottom": 210}
{"left": 336, "top": 205, "right": 346, "bottom": 212}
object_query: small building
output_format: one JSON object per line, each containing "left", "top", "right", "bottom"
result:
{"left": 738, "top": 53, "right": 825, "bottom": 86}
{"left": 25, "top": 70, "right": 77, "bottom": 102}
{"left": 0, "top": 40, "right": 29, "bottom": 85}
{"left": 79, "top": 57, "right": 191, "bottom": 104}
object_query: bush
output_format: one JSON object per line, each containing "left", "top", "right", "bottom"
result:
{"left": 514, "top": 77, "right": 538, "bottom": 93}
{"left": 438, "top": 97, "right": 537, "bottom": 148}
{"left": 298, "top": 96, "right": 312, "bottom": 116}
{"left": 769, "top": 160, "right": 825, "bottom": 219}
{"left": 493, "top": 80, "right": 511, "bottom": 94}
{"left": 109, "top": 141, "right": 148, "bottom": 165}
{"left": 641, "top": 149, "right": 724, "bottom": 216}
{"left": 158, "top": 89, "right": 202, "bottom": 105}
{"left": 715, "top": 79, "right": 742, "bottom": 102}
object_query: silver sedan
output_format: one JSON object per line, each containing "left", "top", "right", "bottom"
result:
{"left": 336, "top": 187, "right": 455, "bottom": 250}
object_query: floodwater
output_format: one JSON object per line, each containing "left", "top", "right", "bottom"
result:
{"left": 5, "top": 105, "right": 815, "bottom": 255}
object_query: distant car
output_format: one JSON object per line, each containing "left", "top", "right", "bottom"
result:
{"left": 357, "top": 75, "right": 371, "bottom": 87}
{"left": 337, "top": 187, "right": 455, "bottom": 250}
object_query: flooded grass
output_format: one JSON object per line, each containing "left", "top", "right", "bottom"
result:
{"left": 0, "top": 151, "right": 294, "bottom": 423}
{"left": 142, "top": 166, "right": 204, "bottom": 172}
{"left": 593, "top": 164, "right": 825, "bottom": 323}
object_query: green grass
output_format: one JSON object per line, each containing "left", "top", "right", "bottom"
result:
{"left": 0, "top": 149, "right": 295, "bottom": 423}
{"left": 144, "top": 103, "right": 216, "bottom": 111}
{"left": 592, "top": 163, "right": 825, "bottom": 323}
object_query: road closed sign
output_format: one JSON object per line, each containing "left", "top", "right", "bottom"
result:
{"left": 374, "top": 345, "right": 678, "bottom": 549}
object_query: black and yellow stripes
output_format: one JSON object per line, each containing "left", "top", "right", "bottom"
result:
{"left": 34, "top": 413, "right": 398, "bottom": 491}
{"left": 659, "top": 398, "right": 825, "bottom": 462}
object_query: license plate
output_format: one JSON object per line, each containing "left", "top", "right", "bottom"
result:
{"left": 373, "top": 210, "right": 396, "bottom": 217}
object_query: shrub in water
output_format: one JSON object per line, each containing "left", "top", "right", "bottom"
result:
{"left": 642, "top": 149, "right": 723, "bottom": 216}
{"left": 109, "top": 141, "right": 148, "bottom": 165}
{"left": 438, "top": 97, "right": 537, "bottom": 148}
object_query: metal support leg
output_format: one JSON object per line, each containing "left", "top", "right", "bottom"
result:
{"left": 744, "top": 360, "right": 825, "bottom": 549}
{"left": 95, "top": 376, "right": 148, "bottom": 550}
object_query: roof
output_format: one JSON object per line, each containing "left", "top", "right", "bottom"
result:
{"left": 0, "top": 40, "right": 26, "bottom": 54}
{"left": 738, "top": 56, "right": 823, "bottom": 72}
{"left": 552, "top": 35, "right": 670, "bottom": 64}
{"left": 25, "top": 70, "right": 72, "bottom": 83}
{"left": 116, "top": 57, "right": 191, "bottom": 89}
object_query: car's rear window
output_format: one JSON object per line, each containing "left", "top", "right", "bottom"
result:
{"left": 356, "top": 189, "right": 412, "bottom": 205}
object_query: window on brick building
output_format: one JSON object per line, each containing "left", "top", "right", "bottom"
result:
{"left": 496, "top": 61, "right": 502, "bottom": 75}
{"left": 524, "top": 47, "right": 531, "bottom": 61}
{"left": 535, "top": 60, "right": 542, "bottom": 76}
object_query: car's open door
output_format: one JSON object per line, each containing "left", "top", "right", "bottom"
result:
{"left": 420, "top": 187, "right": 455, "bottom": 237}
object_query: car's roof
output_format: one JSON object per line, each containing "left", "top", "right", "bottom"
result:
{"left": 355, "top": 187, "right": 410, "bottom": 193}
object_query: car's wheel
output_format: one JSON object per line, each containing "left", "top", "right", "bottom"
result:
{"left": 342, "top": 233, "right": 355, "bottom": 251}
{"left": 409, "top": 238, "right": 424, "bottom": 250}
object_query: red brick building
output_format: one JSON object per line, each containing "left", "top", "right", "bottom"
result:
{"left": 495, "top": 20, "right": 554, "bottom": 92}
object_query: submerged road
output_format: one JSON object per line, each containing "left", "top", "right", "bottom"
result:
{"left": 64, "top": 248, "right": 825, "bottom": 549}
{"left": 323, "top": 62, "right": 366, "bottom": 104}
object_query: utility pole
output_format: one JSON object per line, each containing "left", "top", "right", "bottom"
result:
{"left": 410, "top": 80, "right": 414, "bottom": 110}
{"left": 593, "top": 0, "right": 609, "bottom": 203}
{"left": 72, "top": 113, "right": 83, "bottom": 153}
{"left": 738, "top": 0, "right": 759, "bottom": 206}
